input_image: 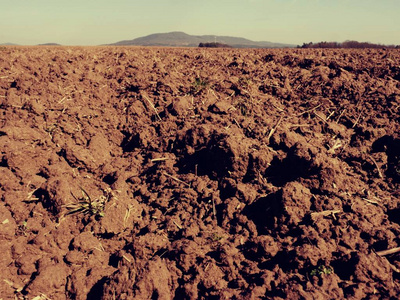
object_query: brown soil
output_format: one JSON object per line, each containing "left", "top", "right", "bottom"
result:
{"left": 1, "top": 46, "right": 400, "bottom": 299}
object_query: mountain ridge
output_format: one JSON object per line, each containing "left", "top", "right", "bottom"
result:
{"left": 110, "top": 31, "right": 295, "bottom": 48}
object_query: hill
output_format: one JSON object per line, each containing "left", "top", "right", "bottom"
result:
{"left": 110, "top": 31, "right": 295, "bottom": 48}
{"left": 38, "top": 43, "right": 62, "bottom": 46}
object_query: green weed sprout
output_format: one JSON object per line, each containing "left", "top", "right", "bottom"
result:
{"left": 309, "top": 265, "right": 333, "bottom": 277}
{"left": 191, "top": 77, "right": 209, "bottom": 95}
{"left": 63, "top": 187, "right": 108, "bottom": 218}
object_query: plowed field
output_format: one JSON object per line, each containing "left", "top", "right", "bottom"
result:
{"left": 1, "top": 46, "right": 400, "bottom": 299}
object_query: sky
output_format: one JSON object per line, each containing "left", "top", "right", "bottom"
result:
{"left": 1, "top": 0, "right": 399, "bottom": 46}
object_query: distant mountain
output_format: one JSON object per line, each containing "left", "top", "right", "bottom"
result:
{"left": 0, "top": 42, "right": 62, "bottom": 46}
{"left": 38, "top": 43, "right": 62, "bottom": 46}
{"left": 110, "top": 31, "right": 295, "bottom": 48}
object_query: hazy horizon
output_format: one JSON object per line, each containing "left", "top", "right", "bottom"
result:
{"left": 1, "top": 0, "right": 399, "bottom": 46}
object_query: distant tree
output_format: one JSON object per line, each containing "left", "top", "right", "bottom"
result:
{"left": 299, "top": 40, "right": 397, "bottom": 49}
{"left": 199, "top": 42, "right": 232, "bottom": 48}
{"left": 298, "top": 42, "right": 315, "bottom": 49}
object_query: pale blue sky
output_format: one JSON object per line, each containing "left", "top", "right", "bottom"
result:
{"left": 1, "top": 0, "right": 399, "bottom": 45}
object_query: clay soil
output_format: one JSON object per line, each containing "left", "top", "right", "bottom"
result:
{"left": 1, "top": 46, "right": 400, "bottom": 299}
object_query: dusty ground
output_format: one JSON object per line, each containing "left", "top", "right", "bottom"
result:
{"left": 0, "top": 46, "right": 400, "bottom": 299}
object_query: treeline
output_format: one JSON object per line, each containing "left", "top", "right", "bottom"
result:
{"left": 299, "top": 40, "right": 399, "bottom": 49}
{"left": 198, "top": 42, "right": 232, "bottom": 48}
